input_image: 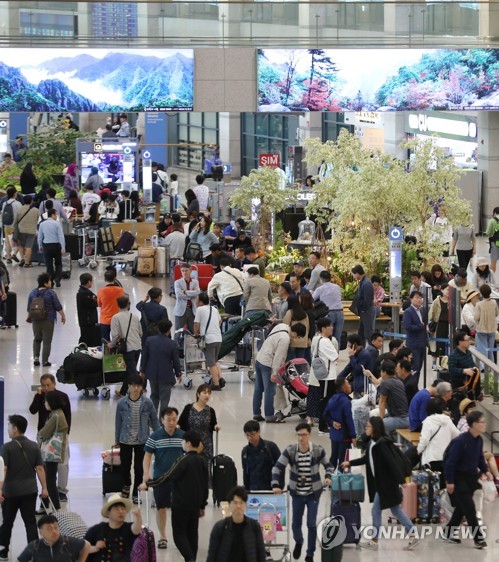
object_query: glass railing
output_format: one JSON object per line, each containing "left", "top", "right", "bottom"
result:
{"left": 0, "top": 2, "right": 491, "bottom": 47}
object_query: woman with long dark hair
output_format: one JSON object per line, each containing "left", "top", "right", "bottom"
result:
{"left": 20, "top": 162, "right": 38, "bottom": 196}
{"left": 189, "top": 215, "right": 218, "bottom": 258}
{"left": 283, "top": 295, "right": 309, "bottom": 360}
{"left": 37, "top": 391, "right": 69, "bottom": 510}
{"left": 430, "top": 264, "right": 449, "bottom": 299}
{"left": 183, "top": 189, "right": 200, "bottom": 215}
{"left": 342, "top": 417, "right": 420, "bottom": 551}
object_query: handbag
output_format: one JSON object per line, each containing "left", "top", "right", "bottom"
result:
{"left": 40, "top": 414, "right": 64, "bottom": 463}
{"left": 311, "top": 337, "right": 330, "bottom": 380}
{"left": 12, "top": 207, "right": 30, "bottom": 242}
{"left": 349, "top": 294, "right": 359, "bottom": 315}
{"left": 197, "top": 305, "right": 213, "bottom": 351}
{"left": 331, "top": 471, "right": 365, "bottom": 503}
{"left": 116, "top": 314, "right": 132, "bottom": 355}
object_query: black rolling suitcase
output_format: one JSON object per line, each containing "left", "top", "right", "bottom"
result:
{"left": 65, "top": 234, "right": 81, "bottom": 260}
{"left": 212, "top": 433, "right": 237, "bottom": 506}
{"left": 61, "top": 254, "right": 72, "bottom": 279}
{"left": 115, "top": 231, "right": 135, "bottom": 254}
{"left": 3, "top": 291, "right": 18, "bottom": 328}
{"left": 102, "top": 447, "right": 123, "bottom": 496}
{"left": 235, "top": 342, "right": 252, "bottom": 366}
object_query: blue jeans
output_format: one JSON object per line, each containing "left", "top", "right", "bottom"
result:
{"left": 476, "top": 332, "right": 495, "bottom": 369}
{"left": 372, "top": 492, "right": 414, "bottom": 539}
{"left": 253, "top": 361, "right": 276, "bottom": 419}
{"left": 291, "top": 493, "right": 319, "bottom": 557}
{"left": 327, "top": 310, "right": 344, "bottom": 343}
{"left": 383, "top": 416, "right": 409, "bottom": 435}
{"left": 358, "top": 308, "right": 376, "bottom": 347}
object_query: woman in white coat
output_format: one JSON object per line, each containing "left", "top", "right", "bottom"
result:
{"left": 306, "top": 317, "right": 338, "bottom": 432}
{"left": 417, "top": 396, "right": 460, "bottom": 488}
{"left": 461, "top": 290, "right": 480, "bottom": 337}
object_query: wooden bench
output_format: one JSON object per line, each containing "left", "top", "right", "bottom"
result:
{"left": 396, "top": 428, "right": 421, "bottom": 446}
{"left": 342, "top": 302, "right": 391, "bottom": 322}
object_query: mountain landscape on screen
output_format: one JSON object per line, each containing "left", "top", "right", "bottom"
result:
{"left": 0, "top": 49, "right": 194, "bottom": 111}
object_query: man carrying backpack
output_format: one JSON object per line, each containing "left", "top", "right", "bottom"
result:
{"left": 1, "top": 186, "right": 22, "bottom": 264}
{"left": 27, "top": 273, "right": 66, "bottom": 367}
{"left": 486, "top": 206, "right": 499, "bottom": 273}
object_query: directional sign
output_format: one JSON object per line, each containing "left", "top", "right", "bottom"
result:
{"left": 389, "top": 227, "right": 403, "bottom": 241}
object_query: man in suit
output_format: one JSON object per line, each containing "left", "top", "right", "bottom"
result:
{"left": 174, "top": 263, "right": 201, "bottom": 338}
{"left": 402, "top": 290, "right": 428, "bottom": 384}
{"left": 140, "top": 320, "right": 182, "bottom": 415}
{"left": 351, "top": 265, "right": 375, "bottom": 346}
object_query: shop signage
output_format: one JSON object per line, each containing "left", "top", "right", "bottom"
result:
{"left": 259, "top": 153, "right": 280, "bottom": 167}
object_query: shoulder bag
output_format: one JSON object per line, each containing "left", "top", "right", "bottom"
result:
{"left": 116, "top": 314, "right": 133, "bottom": 355}
{"left": 197, "top": 305, "right": 213, "bottom": 351}
{"left": 13, "top": 207, "right": 31, "bottom": 242}
{"left": 40, "top": 413, "right": 64, "bottom": 463}
{"left": 311, "top": 337, "right": 330, "bottom": 380}
{"left": 223, "top": 269, "right": 244, "bottom": 291}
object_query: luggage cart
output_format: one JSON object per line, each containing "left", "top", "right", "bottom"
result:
{"left": 75, "top": 224, "right": 99, "bottom": 269}
{"left": 178, "top": 329, "right": 211, "bottom": 390}
{"left": 246, "top": 491, "right": 291, "bottom": 562}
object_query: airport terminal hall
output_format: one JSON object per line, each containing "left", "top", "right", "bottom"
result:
{"left": 1, "top": 1, "right": 499, "bottom": 562}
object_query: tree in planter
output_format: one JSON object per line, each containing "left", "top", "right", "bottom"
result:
{"left": 228, "top": 166, "right": 299, "bottom": 249}
{"left": 304, "top": 130, "right": 409, "bottom": 275}
{"left": 399, "top": 135, "right": 470, "bottom": 267}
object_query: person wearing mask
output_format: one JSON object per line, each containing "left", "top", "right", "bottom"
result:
{"left": 20, "top": 162, "right": 38, "bottom": 196}
{"left": 12, "top": 194, "right": 39, "bottom": 268}
{"left": 140, "top": 319, "right": 182, "bottom": 413}
{"left": 194, "top": 293, "right": 224, "bottom": 390}
{"left": 402, "top": 290, "right": 428, "bottom": 383}
{"left": 241, "top": 422, "right": 280, "bottom": 491}
{"left": 472, "top": 257, "right": 495, "bottom": 290}
{"left": 63, "top": 164, "right": 78, "bottom": 199}
{"left": 29, "top": 374, "right": 71, "bottom": 504}
{"left": 115, "top": 375, "right": 159, "bottom": 503}
{"left": 338, "top": 333, "right": 373, "bottom": 397}
{"left": 324, "top": 377, "right": 357, "bottom": 469}
{"left": 0, "top": 415, "right": 48, "bottom": 562}
{"left": 76, "top": 273, "right": 100, "bottom": 347}
{"left": 306, "top": 317, "right": 338, "bottom": 431}
{"left": 312, "top": 270, "right": 344, "bottom": 342}
{"left": 272, "top": 423, "right": 333, "bottom": 562}
{"left": 442, "top": 410, "right": 492, "bottom": 549}
{"left": 243, "top": 266, "right": 272, "bottom": 316}
{"left": 27, "top": 273, "right": 66, "bottom": 367}
{"left": 341, "top": 417, "right": 420, "bottom": 551}
{"left": 417, "top": 397, "right": 460, "bottom": 488}
{"left": 37, "top": 392, "right": 69, "bottom": 512}
{"left": 307, "top": 252, "right": 326, "bottom": 293}
{"left": 97, "top": 270, "right": 125, "bottom": 340}
{"left": 207, "top": 486, "right": 266, "bottom": 562}
{"left": 351, "top": 264, "right": 376, "bottom": 346}
{"left": 207, "top": 258, "right": 244, "bottom": 316}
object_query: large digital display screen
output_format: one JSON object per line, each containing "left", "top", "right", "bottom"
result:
{"left": 258, "top": 49, "right": 499, "bottom": 112}
{"left": 0, "top": 48, "right": 194, "bottom": 112}
{"left": 80, "top": 150, "right": 136, "bottom": 184}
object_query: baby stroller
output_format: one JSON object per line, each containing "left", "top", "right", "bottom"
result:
{"left": 274, "top": 358, "right": 309, "bottom": 420}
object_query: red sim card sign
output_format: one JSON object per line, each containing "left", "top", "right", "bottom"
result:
{"left": 259, "top": 153, "right": 280, "bottom": 168}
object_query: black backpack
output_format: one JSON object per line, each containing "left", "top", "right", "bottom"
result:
{"left": 2, "top": 201, "right": 14, "bottom": 226}
{"left": 185, "top": 242, "right": 203, "bottom": 262}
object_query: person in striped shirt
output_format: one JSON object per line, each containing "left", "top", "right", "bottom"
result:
{"left": 272, "top": 422, "right": 332, "bottom": 562}
{"left": 140, "top": 407, "right": 184, "bottom": 550}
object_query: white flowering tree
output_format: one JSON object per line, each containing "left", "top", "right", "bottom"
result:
{"left": 304, "top": 130, "right": 409, "bottom": 274}
{"left": 229, "top": 166, "right": 299, "bottom": 249}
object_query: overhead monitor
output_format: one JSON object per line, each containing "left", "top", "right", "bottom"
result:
{"left": 0, "top": 48, "right": 194, "bottom": 112}
{"left": 258, "top": 48, "right": 499, "bottom": 112}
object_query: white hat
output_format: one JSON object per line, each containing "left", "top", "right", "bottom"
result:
{"left": 101, "top": 493, "right": 132, "bottom": 518}
{"left": 476, "top": 256, "right": 489, "bottom": 267}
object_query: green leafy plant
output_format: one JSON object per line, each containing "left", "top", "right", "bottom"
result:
{"left": 266, "top": 246, "right": 303, "bottom": 272}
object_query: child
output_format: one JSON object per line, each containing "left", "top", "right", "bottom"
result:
{"left": 371, "top": 275, "right": 386, "bottom": 316}
{"left": 323, "top": 377, "right": 357, "bottom": 469}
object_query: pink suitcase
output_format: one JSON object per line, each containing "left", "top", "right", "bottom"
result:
{"left": 401, "top": 481, "right": 418, "bottom": 521}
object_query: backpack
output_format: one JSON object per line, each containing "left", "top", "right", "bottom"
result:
{"left": 185, "top": 242, "right": 203, "bottom": 262}
{"left": 311, "top": 337, "right": 330, "bottom": 380}
{"left": 29, "top": 293, "right": 47, "bottom": 321}
{"left": 2, "top": 201, "right": 14, "bottom": 226}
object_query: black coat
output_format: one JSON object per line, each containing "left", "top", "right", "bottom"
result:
{"left": 206, "top": 516, "right": 266, "bottom": 562}
{"left": 76, "top": 286, "right": 98, "bottom": 328}
{"left": 349, "top": 437, "right": 405, "bottom": 509}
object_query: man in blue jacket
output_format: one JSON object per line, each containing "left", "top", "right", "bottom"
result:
{"left": 241, "top": 420, "right": 280, "bottom": 491}
{"left": 323, "top": 378, "right": 357, "bottom": 469}
{"left": 140, "top": 319, "right": 182, "bottom": 416}
{"left": 338, "top": 334, "right": 373, "bottom": 397}
{"left": 443, "top": 410, "right": 492, "bottom": 549}
{"left": 352, "top": 265, "right": 375, "bottom": 346}
{"left": 402, "top": 290, "right": 428, "bottom": 383}
{"left": 408, "top": 379, "right": 442, "bottom": 431}
{"left": 136, "top": 287, "right": 169, "bottom": 346}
